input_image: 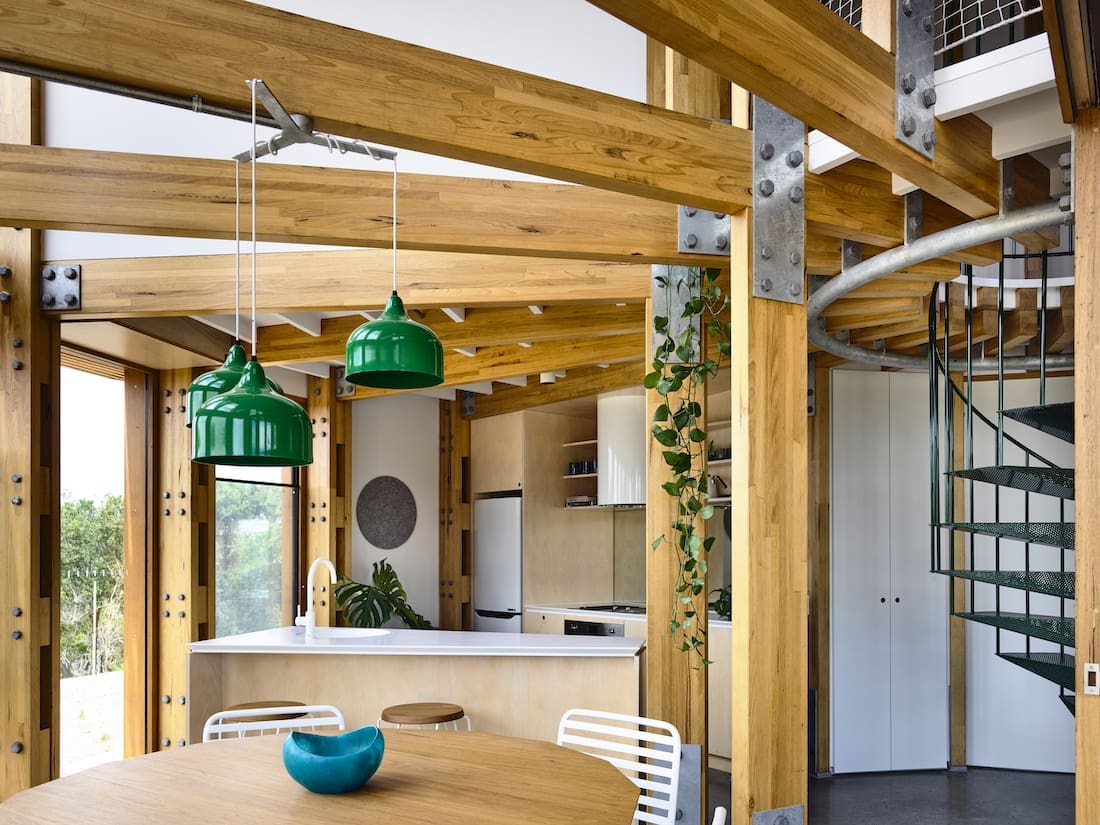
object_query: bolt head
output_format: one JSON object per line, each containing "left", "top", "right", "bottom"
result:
{"left": 922, "top": 131, "right": 937, "bottom": 151}
{"left": 63, "top": 294, "right": 78, "bottom": 307}
{"left": 11, "top": 607, "right": 22, "bottom": 616}
{"left": 11, "top": 339, "right": 21, "bottom": 348}
{"left": 901, "top": 72, "right": 917, "bottom": 94}
{"left": 10, "top": 742, "right": 23, "bottom": 754}
{"left": 760, "top": 246, "right": 773, "bottom": 260}
{"left": 11, "top": 496, "right": 21, "bottom": 505}
{"left": 789, "top": 251, "right": 802, "bottom": 265}
{"left": 1058, "top": 152, "right": 1072, "bottom": 170}
{"left": 682, "top": 206, "right": 697, "bottom": 217}
{"left": 901, "top": 116, "right": 917, "bottom": 137}
{"left": 759, "top": 142, "right": 774, "bottom": 160}
{"left": 0, "top": 291, "right": 11, "bottom": 303}
{"left": 786, "top": 150, "right": 804, "bottom": 168}
{"left": 0, "top": 266, "right": 10, "bottom": 278}
{"left": 11, "top": 361, "right": 22, "bottom": 371}
{"left": 161, "top": 695, "right": 171, "bottom": 704}
{"left": 788, "top": 282, "right": 803, "bottom": 297}
{"left": 922, "top": 15, "right": 933, "bottom": 33}
{"left": 685, "top": 233, "right": 699, "bottom": 249}
{"left": 63, "top": 267, "right": 78, "bottom": 280}
{"left": 1059, "top": 195, "right": 1072, "bottom": 212}
{"left": 42, "top": 268, "right": 56, "bottom": 281}
{"left": 758, "top": 278, "right": 773, "bottom": 293}
{"left": 921, "top": 88, "right": 937, "bottom": 108}
{"left": 902, "top": 0, "right": 913, "bottom": 15}
{"left": 712, "top": 212, "right": 726, "bottom": 219}
{"left": 789, "top": 186, "right": 804, "bottom": 203}
{"left": 757, "top": 179, "right": 775, "bottom": 197}
{"left": 715, "top": 233, "right": 729, "bottom": 251}
{"left": 11, "top": 630, "right": 22, "bottom": 640}
{"left": 42, "top": 295, "right": 56, "bottom": 308}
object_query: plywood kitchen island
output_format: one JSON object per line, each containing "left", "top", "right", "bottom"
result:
{"left": 186, "top": 627, "right": 644, "bottom": 745}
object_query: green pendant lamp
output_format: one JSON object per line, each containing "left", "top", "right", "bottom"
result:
{"left": 192, "top": 78, "right": 312, "bottom": 467}
{"left": 344, "top": 158, "right": 443, "bottom": 389}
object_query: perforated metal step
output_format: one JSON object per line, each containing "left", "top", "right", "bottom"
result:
{"left": 954, "top": 611, "right": 1075, "bottom": 646}
{"left": 950, "top": 466, "right": 1074, "bottom": 499}
{"left": 944, "top": 522, "right": 1074, "bottom": 550}
{"left": 1062, "top": 696, "right": 1075, "bottom": 716}
{"left": 939, "top": 570, "right": 1075, "bottom": 599}
{"left": 998, "top": 652, "right": 1075, "bottom": 690}
{"left": 1002, "top": 402, "right": 1074, "bottom": 444}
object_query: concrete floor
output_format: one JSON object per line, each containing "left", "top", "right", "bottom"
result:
{"left": 707, "top": 767, "right": 1074, "bottom": 824}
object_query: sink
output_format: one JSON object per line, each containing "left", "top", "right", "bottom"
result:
{"left": 306, "top": 627, "right": 390, "bottom": 640}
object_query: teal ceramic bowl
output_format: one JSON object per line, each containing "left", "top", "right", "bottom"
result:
{"left": 282, "top": 725, "right": 385, "bottom": 794}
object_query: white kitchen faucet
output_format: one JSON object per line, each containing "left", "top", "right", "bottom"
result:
{"left": 295, "top": 557, "right": 338, "bottom": 641}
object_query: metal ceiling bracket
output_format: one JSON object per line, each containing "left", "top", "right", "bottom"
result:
{"left": 753, "top": 804, "right": 804, "bottom": 825}
{"left": 904, "top": 191, "right": 924, "bottom": 244}
{"left": 40, "top": 264, "right": 80, "bottom": 310}
{"left": 1058, "top": 148, "right": 1073, "bottom": 213}
{"left": 896, "top": 0, "right": 936, "bottom": 159}
{"left": 677, "top": 206, "right": 730, "bottom": 255}
{"left": 752, "top": 99, "right": 806, "bottom": 304}
{"left": 841, "top": 240, "right": 863, "bottom": 271}
{"left": 233, "top": 79, "right": 397, "bottom": 163}
{"left": 334, "top": 367, "right": 357, "bottom": 398}
{"left": 807, "top": 353, "right": 817, "bottom": 417}
{"left": 1000, "top": 157, "right": 1015, "bottom": 213}
{"left": 459, "top": 390, "right": 476, "bottom": 417}
{"left": 651, "top": 265, "right": 702, "bottom": 363}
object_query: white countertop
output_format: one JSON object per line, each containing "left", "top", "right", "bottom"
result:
{"left": 525, "top": 603, "right": 732, "bottom": 629}
{"left": 188, "top": 625, "right": 645, "bottom": 657}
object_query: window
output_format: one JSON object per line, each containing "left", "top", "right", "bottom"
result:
{"left": 214, "top": 465, "right": 299, "bottom": 637}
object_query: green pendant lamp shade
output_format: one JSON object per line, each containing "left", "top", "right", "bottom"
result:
{"left": 344, "top": 292, "right": 444, "bottom": 389}
{"left": 186, "top": 342, "right": 248, "bottom": 428}
{"left": 192, "top": 359, "right": 313, "bottom": 466}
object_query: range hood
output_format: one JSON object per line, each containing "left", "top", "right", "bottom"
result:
{"left": 597, "top": 388, "right": 646, "bottom": 507}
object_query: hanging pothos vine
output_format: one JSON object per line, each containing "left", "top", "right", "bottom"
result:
{"left": 644, "top": 267, "right": 730, "bottom": 663}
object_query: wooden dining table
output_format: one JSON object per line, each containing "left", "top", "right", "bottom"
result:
{"left": 0, "top": 730, "right": 639, "bottom": 824}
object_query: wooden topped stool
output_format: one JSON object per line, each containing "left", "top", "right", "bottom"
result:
{"left": 377, "top": 702, "right": 471, "bottom": 731}
{"left": 225, "top": 700, "right": 307, "bottom": 723}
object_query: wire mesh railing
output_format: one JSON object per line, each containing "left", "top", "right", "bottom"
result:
{"left": 937, "top": 0, "right": 1044, "bottom": 55}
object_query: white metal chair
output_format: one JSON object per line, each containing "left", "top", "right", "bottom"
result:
{"left": 556, "top": 708, "right": 682, "bottom": 825}
{"left": 201, "top": 704, "right": 346, "bottom": 742}
{"left": 711, "top": 807, "right": 728, "bottom": 825}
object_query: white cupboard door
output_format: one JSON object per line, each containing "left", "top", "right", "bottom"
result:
{"left": 831, "top": 370, "right": 893, "bottom": 773}
{"left": 888, "top": 373, "right": 949, "bottom": 770}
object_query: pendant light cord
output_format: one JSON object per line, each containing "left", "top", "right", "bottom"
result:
{"left": 250, "top": 79, "right": 258, "bottom": 357}
{"left": 234, "top": 159, "right": 241, "bottom": 342}
{"left": 391, "top": 156, "right": 398, "bottom": 296}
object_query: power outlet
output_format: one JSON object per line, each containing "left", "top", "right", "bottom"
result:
{"left": 1086, "top": 662, "right": 1100, "bottom": 696}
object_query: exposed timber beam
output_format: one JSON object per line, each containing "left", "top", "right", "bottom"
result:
{"left": 0, "top": 0, "right": 752, "bottom": 212}
{"left": 343, "top": 333, "right": 645, "bottom": 400}
{"left": 113, "top": 317, "right": 235, "bottom": 362}
{"left": 464, "top": 362, "right": 643, "bottom": 418}
{"left": 588, "top": 0, "right": 1003, "bottom": 218}
{"left": 258, "top": 304, "right": 645, "bottom": 365}
{"left": 51, "top": 250, "right": 655, "bottom": 318}
{"left": 0, "top": 143, "right": 714, "bottom": 265}
{"left": 1043, "top": 0, "right": 1098, "bottom": 121}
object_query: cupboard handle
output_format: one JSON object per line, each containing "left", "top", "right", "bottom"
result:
{"left": 880, "top": 597, "right": 886, "bottom": 603}
{"left": 895, "top": 597, "right": 900, "bottom": 603}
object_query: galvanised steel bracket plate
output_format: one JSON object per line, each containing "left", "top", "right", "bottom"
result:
{"left": 752, "top": 99, "right": 806, "bottom": 304}
{"left": 678, "top": 206, "right": 731, "bottom": 256}
{"left": 753, "top": 804, "right": 804, "bottom": 825}
{"left": 896, "top": 0, "right": 937, "bottom": 159}
{"left": 334, "top": 367, "right": 357, "bottom": 398}
{"left": 40, "top": 264, "right": 80, "bottom": 310}
{"left": 651, "top": 265, "right": 702, "bottom": 363}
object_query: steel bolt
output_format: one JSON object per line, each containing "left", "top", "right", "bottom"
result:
{"left": 757, "top": 179, "right": 775, "bottom": 197}
{"left": 320, "top": 516, "right": 326, "bottom": 522}
{"left": 901, "top": 73, "right": 916, "bottom": 94}
{"left": 177, "top": 739, "right": 186, "bottom": 748}
{"left": 320, "top": 502, "right": 326, "bottom": 508}
{"left": 901, "top": 0, "right": 913, "bottom": 15}
{"left": 178, "top": 405, "right": 185, "bottom": 413}
{"left": 758, "top": 278, "right": 773, "bottom": 293}
{"left": 163, "top": 389, "right": 172, "bottom": 397}
{"left": 788, "top": 282, "right": 803, "bottom": 297}
{"left": 11, "top": 361, "right": 22, "bottom": 371}
{"left": 789, "top": 251, "right": 802, "bottom": 265}
{"left": 310, "top": 516, "right": 316, "bottom": 523}
{"left": 0, "top": 266, "right": 10, "bottom": 278}
{"left": 178, "top": 388, "right": 186, "bottom": 396}
{"left": 11, "top": 474, "right": 21, "bottom": 483}
{"left": 11, "top": 496, "right": 21, "bottom": 506}
{"left": 11, "top": 630, "right": 22, "bottom": 640}
{"left": 162, "top": 491, "right": 170, "bottom": 499}
{"left": 63, "top": 267, "right": 78, "bottom": 280}
{"left": 1059, "top": 152, "right": 1072, "bottom": 170}
{"left": 163, "top": 406, "right": 171, "bottom": 414}
{"left": 788, "top": 186, "right": 804, "bottom": 203}
{"left": 10, "top": 339, "right": 20, "bottom": 348}
{"left": 1063, "top": 169, "right": 1072, "bottom": 187}
{"left": 786, "top": 150, "right": 804, "bottom": 168}
{"left": 162, "top": 611, "right": 170, "bottom": 618}
{"left": 162, "top": 738, "right": 171, "bottom": 748}
{"left": 42, "top": 268, "right": 56, "bottom": 282}
{"left": 715, "top": 233, "right": 729, "bottom": 251}
{"left": 684, "top": 233, "right": 699, "bottom": 249}
{"left": 901, "top": 116, "right": 916, "bottom": 137}
{"left": 922, "top": 16, "right": 933, "bottom": 33}
{"left": 177, "top": 696, "right": 186, "bottom": 705}
{"left": 682, "top": 206, "right": 697, "bottom": 217}
{"left": 10, "top": 742, "right": 23, "bottom": 754}
{"left": 759, "top": 142, "right": 774, "bottom": 160}
{"left": 922, "top": 131, "right": 937, "bottom": 151}
{"left": 162, "top": 593, "right": 170, "bottom": 600}
{"left": 12, "top": 607, "right": 22, "bottom": 617}
{"left": 177, "top": 611, "right": 185, "bottom": 618}
{"left": 178, "top": 508, "right": 185, "bottom": 516}
{"left": 1004, "top": 186, "right": 1016, "bottom": 201}
{"left": 921, "top": 88, "right": 937, "bottom": 108}
{"left": 1060, "top": 195, "right": 1072, "bottom": 212}
{"left": 712, "top": 212, "right": 726, "bottom": 219}
{"left": 63, "top": 293, "right": 77, "bottom": 308}
{"left": 178, "top": 594, "right": 185, "bottom": 601}
{"left": 0, "top": 291, "right": 10, "bottom": 304}
{"left": 161, "top": 695, "right": 171, "bottom": 704}
{"left": 163, "top": 508, "right": 170, "bottom": 516}
{"left": 760, "top": 246, "right": 773, "bottom": 260}
{"left": 178, "top": 491, "right": 186, "bottom": 498}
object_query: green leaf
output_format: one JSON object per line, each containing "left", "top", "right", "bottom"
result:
{"left": 651, "top": 535, "right": 665, "bottom": 550}
{"left": 688, "top": 428, "right": 706, "bottom": 443}
{"left": 699, "top": 504, "right": 715, "bottom": 520}
{"left": 654, "top": 315, "right": 669, "bottom": 333}
{"left": 653, "top": 403, "right": 670, "bottom": 422}
{"left": 643, "top": 371, "right": 660, "bottom": 390}
{"left": 656, "top": 377, "right": 674, "bottom": 395}
{"left": 653, "top": 428, "right": 678, "bottom": 447}
{"left": 661, "top": 481, "right": 682, "bottom": 497}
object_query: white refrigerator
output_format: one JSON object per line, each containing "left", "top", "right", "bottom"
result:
{"left": 472, "top": 495, "right": 522, "bottom": 633}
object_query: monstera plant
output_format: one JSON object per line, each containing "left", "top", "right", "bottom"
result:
{"left": 333, "top": 558, "right": 431, "bottom": 629}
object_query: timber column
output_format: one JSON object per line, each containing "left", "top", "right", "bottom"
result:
{"left": 1073, "top": 106, "right": 1100, "bottom": 825}
{"left": 729, "top": 207, "right": 809, "bottom": 822}
{"left": 0, "top": 74, "right": 60, "bottom": 798}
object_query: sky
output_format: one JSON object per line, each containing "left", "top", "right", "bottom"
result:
{"left": 60, "top": 367, "right": 125, "bottom": 501}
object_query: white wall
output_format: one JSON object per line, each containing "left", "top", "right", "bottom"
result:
{"left": 964, "top": 376, "right": 1075, "bottom": 773}
{"left": 350, "top": 395, "right": 440, "bottom": 626}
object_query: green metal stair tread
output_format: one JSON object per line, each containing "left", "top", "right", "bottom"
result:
{"left": 938, "top": 570, "right": 1075, "bottom": 599}
{"left": 997, "top": 652, "right": 1076, "bottom": 690}
{"left": 954, "top": 611, "right": 1075, "bottom": 646}
{"left": 950, "top": 466, "right": 1074, "bottom": 499}
{"left": 943, "top": 522, "right": 1075, "bottom": 549}
{"left": 1062, "top": 696, "right": 1075, "bottom": 716}
{"left": 1002, "top": 402, "right": 1074, "bottom": 444}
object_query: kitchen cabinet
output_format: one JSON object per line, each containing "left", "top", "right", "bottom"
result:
{"left": 831, "top": 370, "right": 947, "bottom": 773}
{"left": 561, "top": 438, "right": 598, "bottom": 508}
{"left": 471, "top": 412, "right": 524, "bottom": 493}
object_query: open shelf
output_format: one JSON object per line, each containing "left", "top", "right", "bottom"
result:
{"left": 561, "top": 473, "right": 597, "bottom": 480}
{"left": 562, "top": 439, "right": 598, "bottom": 448}
{"left": 707, "top": 458, "right": 732, "bottom": 468}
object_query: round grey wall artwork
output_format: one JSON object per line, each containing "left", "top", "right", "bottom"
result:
{"left": 357, "top": 475, "right": 417, "bottom": 549}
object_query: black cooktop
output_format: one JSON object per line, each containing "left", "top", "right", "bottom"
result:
{"left": 577, "top": 604, "right": 646, "bottom": 615}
